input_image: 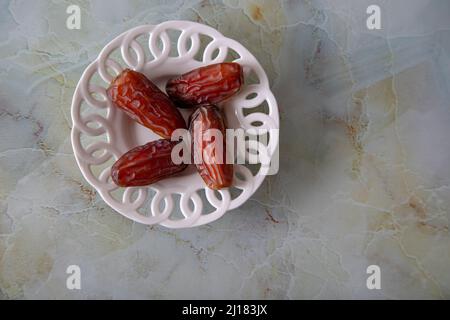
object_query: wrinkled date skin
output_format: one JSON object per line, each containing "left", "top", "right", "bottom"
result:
{"left": 166, "top": 62, "right": 244, "bottom": 108}
{"left": 189, "top": 105, "right": 233, "bottom": 190}
{"left": 111, "top": 139, "right": 188, "bottom": 187}
{"left": 107, "top": 69, "right": 186, "bottom": 139}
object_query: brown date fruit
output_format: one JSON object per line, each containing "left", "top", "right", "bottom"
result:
{"left": 166, "top": 62, "right": 243, "bottom": 108}
{"left": 189, "top": 105, "right": 233, "bottom": 190}
{"left": 107, "top": 69, "right": 186, "bottom": 139}
{"left": 111, "top": 139, "right": 187, "bottom": 187}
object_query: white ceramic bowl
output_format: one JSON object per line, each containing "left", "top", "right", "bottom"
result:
{"left": 71, "top": 21, "right": 279, "bottom": 228}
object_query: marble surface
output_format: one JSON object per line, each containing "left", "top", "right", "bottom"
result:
{"left": 1, "top": 0, "right": 450, "bottom": 299}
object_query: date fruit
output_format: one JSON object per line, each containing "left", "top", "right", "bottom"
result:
{"left": 111, "top": 139, "right": 187, "bottom": 187}
{"left": 107, "top": 69, "right": 186, "bottom": 139}
{"left": 166, "top": 62, "right": 243, "bottom": 108}
{"left": 189, "top": 105, "right": 233, "bottom": 190}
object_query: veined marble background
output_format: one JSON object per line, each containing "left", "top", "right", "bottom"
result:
{"left": 1, "top": 0, "right": 450, "bottom": 299}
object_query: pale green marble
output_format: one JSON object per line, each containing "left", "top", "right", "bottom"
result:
{"left": 1, "top": 0, "right": 450, "bottom": 299}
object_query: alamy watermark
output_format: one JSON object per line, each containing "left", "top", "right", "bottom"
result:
{"left": 169, "top": 127, "right": 279, "bottom": 176}
{"left": 366, "top": 5, "right": 381, "bottom": 30}
{"left": 66, "top": 265, "right": 81, "bottom": 290}
{"left": 66, "top": 5, "right": 81, "bottom": 30}
{"left": 366, "top": 265, "right": 381, "bottom": 290}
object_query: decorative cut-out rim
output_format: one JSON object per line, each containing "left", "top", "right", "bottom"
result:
{"left": 71, "top": 21, "right": 279, "bottom": 228}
